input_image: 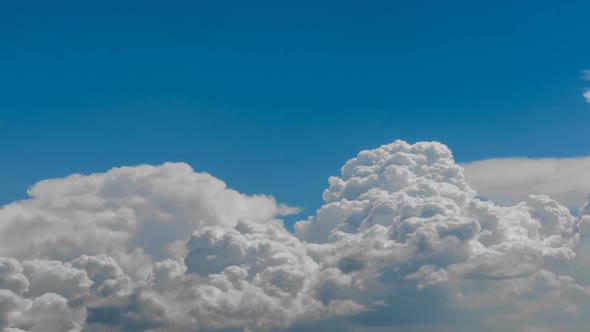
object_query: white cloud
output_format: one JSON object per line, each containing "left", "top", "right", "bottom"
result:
{"left": 461, "top": 157, "right": 590, "bottom": 210}
{"left": 582, "top": 70, "right": 590, "bottom": 103}
{"left": 1, "top": 141, "right": 590, "bottom": 331}
{"left": 0, "top": 162, "right": 289, "bottom": 263}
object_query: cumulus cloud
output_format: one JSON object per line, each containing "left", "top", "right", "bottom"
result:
{"left": 461, "top": 157, "right": 590, "bottom": 210}
{"left": 1, "top": 141, "right": 590, "bottom": 331}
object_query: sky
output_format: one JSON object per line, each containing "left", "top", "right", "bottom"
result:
{"left": 2, "top": 2, "right": 590, "bottom": 332}
{"left": 1, "top": 1, "right": 590, "bottom": 228}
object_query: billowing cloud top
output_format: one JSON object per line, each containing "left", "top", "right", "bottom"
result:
{"left": 1, "top": 141, "right": 589, "bottom": 332}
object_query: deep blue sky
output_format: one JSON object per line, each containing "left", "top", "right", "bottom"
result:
{"left": 1, "top": 1, "right": 589, "bottom": 226}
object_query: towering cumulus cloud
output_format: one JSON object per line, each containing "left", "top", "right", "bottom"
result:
{"left": 1, "top": 141, "right": 589, "bottom": 331}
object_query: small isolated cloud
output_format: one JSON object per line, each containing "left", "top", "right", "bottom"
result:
{"left": 582, "top": 70, "right": 590, "bottom": 103}
{"left": 462, "top": 157, "right": 590, "bottom": 210}
{"left": 1, "top": 141, "right": 590, "bottom": 331}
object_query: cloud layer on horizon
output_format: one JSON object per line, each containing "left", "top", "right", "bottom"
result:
{"left": 462, "top": 157, "right": 590, "bottom": 211}
{"left": 1, "top": 141, "right": 590, "bottom": 332}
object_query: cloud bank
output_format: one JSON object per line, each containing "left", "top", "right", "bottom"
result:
{"left": 462, "top": 157, "right": 590, "bottom": 210}
{"left": 1, "top": 141, "right": 590, "bottom": 331}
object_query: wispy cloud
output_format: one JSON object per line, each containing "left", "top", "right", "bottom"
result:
{"left": 582, "top": 70, "right": 590, "bottom": 103}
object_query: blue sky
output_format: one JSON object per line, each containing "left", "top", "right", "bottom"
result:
{"left": 1, "top": 1, "right": 589, "bottom": 227}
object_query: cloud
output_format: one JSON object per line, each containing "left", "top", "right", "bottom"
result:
{"left": 582, "top": 70, "right": 590, "bottom": 103}
{"left": 461, "top": 157, "right": 590, "bottom": 210}
{"left": 1, "top": 141, "right": 590, "bottom": 331}
{"left": 0, "top": 162, "right": 288, "bottom": 263}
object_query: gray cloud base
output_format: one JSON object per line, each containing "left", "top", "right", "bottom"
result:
{"left": 1, "top": 141, "right": 589, "bottom": 332}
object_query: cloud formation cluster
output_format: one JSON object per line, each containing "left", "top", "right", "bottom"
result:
{"left": 1, "top": 141, "right": 589, "bottom": 331}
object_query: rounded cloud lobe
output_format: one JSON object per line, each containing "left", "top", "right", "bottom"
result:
{"left": 1, "top": 141, "right": 589, "bottom": 331}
